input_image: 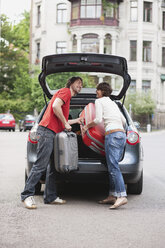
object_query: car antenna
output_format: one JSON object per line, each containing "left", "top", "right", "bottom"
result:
{"left": 43, "top": 93, "right": 48, "bottom": 107}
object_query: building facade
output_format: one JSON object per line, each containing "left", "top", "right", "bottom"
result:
{"left": 30, "top": 0, "right": 165, "bottom": 128}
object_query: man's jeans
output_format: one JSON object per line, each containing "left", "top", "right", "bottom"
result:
{"left": 105, "top": 131, "right": 127, "bottom": 197}
{"left": 21, "top": 126, "right": 57, "bottom": 203}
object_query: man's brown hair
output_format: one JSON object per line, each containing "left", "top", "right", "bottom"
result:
{"left": 66, "top": 76, "right": 83, "bottom": 88}
{"left": 96, "top": 82, "right": 112, "bottom": 96}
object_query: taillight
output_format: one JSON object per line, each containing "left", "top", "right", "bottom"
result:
{"left": 28, "top": 131, "right": 38, "bottom": 144}
{"left": 28, "top": 124, "right": 38, "bottom": 144}
{"left": 126, "top": 131, "right": 140, "bottom": 145}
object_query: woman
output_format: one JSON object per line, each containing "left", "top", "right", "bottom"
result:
{"left": 82, "top": 82, "right": 127, "bottom": 209}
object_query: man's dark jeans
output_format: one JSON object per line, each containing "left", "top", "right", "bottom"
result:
{"left": 21, "top": 126, "right": 57, "bottom": 203}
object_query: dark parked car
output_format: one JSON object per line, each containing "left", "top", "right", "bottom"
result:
{"left": 26, "top": 53, "right": 143, "bottom": 195}
{"left": 19, "top": 115, "right": 36, "bottom": 132}
{"left": 0, "top": 113, "right": 15, "bottom": 131}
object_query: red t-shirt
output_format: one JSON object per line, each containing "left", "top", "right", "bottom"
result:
{"left": 39, "top": 88, "right": 71, "bottom": 133}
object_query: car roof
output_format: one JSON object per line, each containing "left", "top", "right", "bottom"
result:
{"left": 39, "top": 53, "right": 131, "bottom": 100}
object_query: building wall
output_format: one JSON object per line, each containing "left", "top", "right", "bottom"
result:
{"left": 30, "top": 0, "right": 165, "bottom": 128}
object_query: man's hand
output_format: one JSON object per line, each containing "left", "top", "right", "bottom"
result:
{"left": 64, "top": 122, "right": 72, "bottom": 131}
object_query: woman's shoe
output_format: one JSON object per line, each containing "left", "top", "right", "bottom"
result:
{"left": 99, "top": 196, "right": 116, "bottom": 205}
{"left": 109, "top": 197, "right": 127, "bottom": 209}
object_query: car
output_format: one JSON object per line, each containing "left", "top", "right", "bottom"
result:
{"left": 0, "top": 113, "right": 16, "bottom": 131}
{"left": 19, "top": 115, "right": 36, "bottom": 132}
{"left": 26, "top": 53, "right": 143, "bottom": 195}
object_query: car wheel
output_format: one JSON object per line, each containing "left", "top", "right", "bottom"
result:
{"left": 13, "top": 128, "right": 15, "bottom": 132}
{"left": 127, "top": 171, "right": 143, "bottom": 195}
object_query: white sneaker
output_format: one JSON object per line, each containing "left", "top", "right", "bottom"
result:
{"left": 50, "top": 197, "right": 66, "bottom": 204}
{"left": 23, "top": 196, "right": 37, "bottom": 209}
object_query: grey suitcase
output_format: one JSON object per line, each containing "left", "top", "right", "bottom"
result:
{"left": 54, "top": 131, "right": 78, "bottom": 173}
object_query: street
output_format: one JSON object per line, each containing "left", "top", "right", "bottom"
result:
{"left": 0, "top": 130, "right": 165, "bottom": 248}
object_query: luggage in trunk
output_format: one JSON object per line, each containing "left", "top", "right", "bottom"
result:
{"left": 80, "top": 103, "right": 105, "bottom": 156}
{"left": 54, "top": 131, "right": 78, "bottom": 173}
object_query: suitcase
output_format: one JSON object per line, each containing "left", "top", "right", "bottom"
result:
{"left": 54, "top": 131, "right": 78, "bottom": 173}
{"left": 80, "top": 103, "right": 105, "bottom": 156}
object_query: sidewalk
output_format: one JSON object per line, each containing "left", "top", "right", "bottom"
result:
{"left": 140, "top": 129, "right": 165, "bottom": 136}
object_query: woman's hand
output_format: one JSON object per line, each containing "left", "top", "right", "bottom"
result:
{"left": 81, "top": 125, "right": 88, "bottom": 135}
{"left": 77, "top": 117, "right": 84, "bottom": 125}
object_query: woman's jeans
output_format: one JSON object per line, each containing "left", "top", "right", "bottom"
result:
{"left": 105, "top": 131, "right": 127, "bottom": 197}
{"left": 21, "top": 126, "right": 57, "bottom": 203}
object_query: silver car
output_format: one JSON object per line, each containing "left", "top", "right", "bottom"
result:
{"left": 26, "top": 53, "right": 143, "bottom": 195}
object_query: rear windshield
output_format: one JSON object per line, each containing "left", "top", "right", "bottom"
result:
{"left": 0, "top": 114, "right": 14, "bottom": 120}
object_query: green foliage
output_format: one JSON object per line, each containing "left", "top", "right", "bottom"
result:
{"left": 31, "top": 70, "right": 97, "bottom": 113}
{"left": 0, "top": 13, "right": 32, "bottom": 121}
{"left": 125, "top": 91, "right": 156, "bottom": 124}
{"left": 12, "top": 11, "right": 30, "bottom": 53}
{"left": 102, "top": 0, "right": 118, "bottom": 16}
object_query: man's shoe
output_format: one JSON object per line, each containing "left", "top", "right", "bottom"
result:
{"left": 50, "top": 197, "right": 66, "bottom": 204}
{"left": 109, "top": 197, "right": 127, "bottom": 209}
{"left": 99, "top": 196, "right": 116, "bottom": 205}
{"left": 23, "top": 196, "right": 37, "bottom": 209}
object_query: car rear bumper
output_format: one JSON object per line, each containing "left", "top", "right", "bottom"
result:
{"left": 27, "top": 158, "right": 143, "bottom": 185}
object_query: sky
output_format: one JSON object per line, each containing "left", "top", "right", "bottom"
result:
{"left": 0, "top": 0, "right": 31, "bottom": 23}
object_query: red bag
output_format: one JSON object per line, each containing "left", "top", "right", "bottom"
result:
{"left": 80, "top": 103, "right": 105, "bottom": 156}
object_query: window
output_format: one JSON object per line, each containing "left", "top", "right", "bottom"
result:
{"left": 35, "top": 42, "right": 40, "bottom": 64}
{"left": 56, "top": 42, "right": 67, "bottom": 54}
{"left": 142, "top": 80, "right": 151, "bottom": 92}
{"left": 143, "top": 41, "right": 152, "bottom": 62}
{"left": 81, "top": 34, "right": 99, "bottom": 53}
{"left": 104, "top": 3, "right": 116, "bottom": 18}
{"left": 57, "top": 3, "right": 67, "bottom": 23}
{"left": 130, "top": 0, "right": 138, "bottom": 22}
{"left": 129, "top": 80, "right": 136, "bottom": 92}
{"left": 37, "top": 5, "right": 41, "bottom": 26}
{"left": 143, "top": 2, "right": 152, "bottom": 22}
{"left": 72, "top": 35, "right": 77, "bottom": 52}
{"left": 162, "top": 47, "right": 165, "bottom": 67}
{"left": 162, "top": 0, "right": 165, "bottom": 8}
{"left": 72, "top": 2, "right": 79, "bottom": 19}
{"left": 80, "top": 0, "right": 101, "bottom": 19}
{"left": 104, "top": 34, "right": 112, "bottom": 54}
{"left": 130, "top": 40, "right": 137, "bottom": 61}
{"left": 163, "top": 12, "right": 165, "bottom": 30}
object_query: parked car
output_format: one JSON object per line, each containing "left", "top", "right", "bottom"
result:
{"left": 26, "top": 53, "right": 143, "bottom": 195}
{"left": 19, "top": 115, "right": 36, "bottom": 132}
{"left": 0, "top": 113, "right": 15, "bottom": 131}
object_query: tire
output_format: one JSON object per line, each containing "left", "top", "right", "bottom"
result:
{"left": 127, "top": 171, "right": 143, "bottom": 195}
{"left": 25, "top": 170, "right": 41, "bottom": 195}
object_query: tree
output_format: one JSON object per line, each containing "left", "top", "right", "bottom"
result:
{"left": 31, "top": 68, "right": 96, "bottom": 113}
{"left": 0, "top": 13, "right": 33, "bottom": 121}
{"left": 125, "top": 91, "right": 156, "bottom": 125}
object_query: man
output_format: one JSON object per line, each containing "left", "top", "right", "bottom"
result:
{"left": 21, "top": 76, "right": 83, "bottom": 209}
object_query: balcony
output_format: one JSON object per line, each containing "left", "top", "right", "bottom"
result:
{"left": 70, "top": 17, "right": 119, "bottom": 27}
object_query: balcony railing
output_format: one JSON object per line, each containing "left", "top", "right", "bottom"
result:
{"left": 70, "top": 17, "right": 119, "bottom": 27}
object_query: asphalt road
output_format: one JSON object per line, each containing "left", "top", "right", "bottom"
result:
{"left": 0, "top": 130, "right": 165, "bottom": 248}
